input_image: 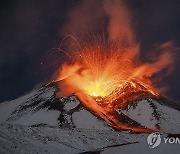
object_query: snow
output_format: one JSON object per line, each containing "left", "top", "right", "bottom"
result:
{"left": 38, "top": 86, "right": 56, "bottom": 100}
{"left": 64, "top": 96, "right": 80, "bottom": 111}
{"left": 120, "top": 99, "right": 180, "bottom": 134}
{"left": 0, "top": 83, "right": 180, "bottom": 153}
{"left": 0, "top": 86, "right": 58, "bottom": 126}
{"left": 0, "top": 122, "right": 179, "bottom": 154}
{"left": 119, "top": 100, "right": 158, "bottom": 130}
{"left": 0, "top": 123, "right": 145, "bottom": 154}
{"left": 154, "top": 101, "right": 180, "bottom": 133}
{"left": 72, "top": 109, "right": 111, "bottom": 130}
{"left": 0, "top": 90, "right": 38, "bottom": 123}
{"left": 101, "top": 140, "right": 180, "bottom": 154}
{"left": 9, "top": 109, "right": 60, "bottom": 126}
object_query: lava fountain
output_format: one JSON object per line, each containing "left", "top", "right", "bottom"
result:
{"left": 54, "top": 39, "right": 174, "bottom": 133}
{"left": 53, "top": 0, "right": 175, "bottom": 133}
{"left": 57, "top": 42, "right": 159, "bottom": 98}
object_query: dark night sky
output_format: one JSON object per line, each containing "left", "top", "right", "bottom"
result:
{"left": 0, "top": 0, "right": 180, "bottom": 102}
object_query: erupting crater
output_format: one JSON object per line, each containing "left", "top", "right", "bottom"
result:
{"left": 53, "top": 40, "right": 173, "bottom": 133}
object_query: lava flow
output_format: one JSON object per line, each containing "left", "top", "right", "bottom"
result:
{"left": 53, "top": 0, "right": 174, "bottom": 133}
{"left": 55, "top": 40, "right": 174, "bottom": 133}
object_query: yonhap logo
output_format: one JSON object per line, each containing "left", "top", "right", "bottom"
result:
{"left": 147, "top": 132, "right": 161, "bottom": 148}
{"left": 147, "top": 132, "right": 180, "bottom": 148}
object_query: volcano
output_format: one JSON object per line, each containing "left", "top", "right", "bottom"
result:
{"left": 0, "top": 81, "right": 180, "bottom": 153}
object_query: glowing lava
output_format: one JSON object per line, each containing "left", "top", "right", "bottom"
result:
{"left": 56, "top": 43, "right": 160, "bottom": 98}
{"left": 54, "top": 40, "right": 174, "bottom": 133}
{"left": 45, "top": 0, "right": 175, "bottom": 133}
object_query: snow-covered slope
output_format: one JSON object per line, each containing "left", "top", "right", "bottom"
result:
{"left": 0, "top": 81, "right": 180, "bottom": 153}
{"left": 0, "top": 123, "right": 146, "bottom": 154}
{"left": 118, "top": 97, "right": 180, "bottom": 134}
{"left": 0, "top": 82, "right": 111, "bottom": 130}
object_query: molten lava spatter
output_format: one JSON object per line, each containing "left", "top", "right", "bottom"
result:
{"left": 55, "top": 39, "right": 175, "bottom": 133}
{"left": 57, "top": 43, "right": 160, "bottom": 98}
{"left": 49, "top": 0, "right": 177, "bottom": 133}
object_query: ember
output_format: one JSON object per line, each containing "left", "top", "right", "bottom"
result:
{"left": 54, "top": 0, "right": 175, "bottom": 132}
